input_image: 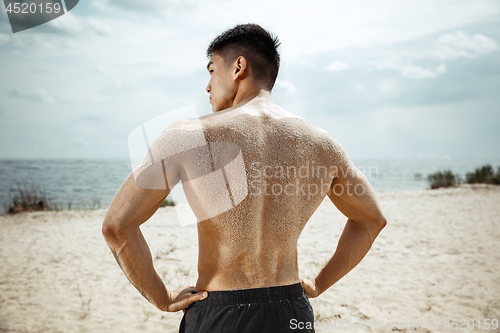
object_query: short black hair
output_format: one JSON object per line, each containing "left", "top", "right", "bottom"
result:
{"left": 207, "top": 23, "right": 281, "bottom": 90}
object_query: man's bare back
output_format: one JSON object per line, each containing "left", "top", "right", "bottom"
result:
{"left": 189, "top": 92, "right": 349, "bottom": 292}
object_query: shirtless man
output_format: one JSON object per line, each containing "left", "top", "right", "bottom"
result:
{"left": 102, "top": 24, "right": 387, "bottom": 333}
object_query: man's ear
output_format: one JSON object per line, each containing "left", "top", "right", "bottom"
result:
{"left": 233, "top": 56, "right": 248, "bottom": 80}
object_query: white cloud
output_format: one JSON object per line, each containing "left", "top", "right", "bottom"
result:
{"left": 1, "top": 0, "right": 500, "bottom": 159}
{"left": 0, "top": 33, "right": 9, "bottom": 45}
{"left": 74, "top": 137, "right": 90, "bottom": 146}
{"left": 435, "top": 64, "right": 446, "bottom": 74}
{"left": 378, "top": 62, "right": 446, "bottom": 79}
{"left": 275, "top": 79, "right": 296, "bottom": 95}
{"left": 377, "top": 79, "right": 399, "bottom": 95}
{"left": 89, "top": 1, "right": 113, "bottom": 13}
{"left": 325, "top": 61, "right": 348, "bottom": 72}
{"left": 353, "top": 81, "right": 365, "bottom": 91}
{"left": 97, "top": 62, "right": 123, "bottom": 88}
{"left": 294, "top": 59, "right": 318, "bottom": 68}
{"left": 87, "top": 18, "right": 115, "bottom": 37}
{"left": 431, "top": 31, "right": 499, "bottom": 60}
{"left": 8, "top": 89, "right": 54, "bottom": 103}
{"left": 268, "top": 0, "right": 500, "bottom": 60}
{"left": 44, "top": 12, "right": 84, "bottom": 35}
{"left": 105, "top": 0, "right": 197, "bottom": 14}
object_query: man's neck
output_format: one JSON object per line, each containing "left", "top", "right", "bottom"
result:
{"left": 229, "top": 89, "right": 272, "bottom": 111}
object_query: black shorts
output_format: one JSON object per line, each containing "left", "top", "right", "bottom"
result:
{"left": 179, "top": 282, "right": 315, "bottom": 333}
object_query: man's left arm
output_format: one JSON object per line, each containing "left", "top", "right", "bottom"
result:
{"left": 102, "top": 159, "right": 208, "bottom": 312}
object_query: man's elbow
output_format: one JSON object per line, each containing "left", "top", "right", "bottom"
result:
{"left": 379, "top": 217, "right": 387, "bottom": 231}
{"left": 372, "top": 216, "right": 387, "bottom": 236}
{"left": 102, "top": 219, "right": 121, "bottom": 245}
{"left": 363, "top": 215, "right": 386, "bottom": 240}
{"left": 102, "top": 221, "right": 113, "bottom": 238}
{"left": 102, "top": 217, "right": 136, "bottom": 247}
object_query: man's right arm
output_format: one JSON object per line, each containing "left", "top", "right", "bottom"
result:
{"left": 303, "top": 138, "right": 387, "bottom": 297}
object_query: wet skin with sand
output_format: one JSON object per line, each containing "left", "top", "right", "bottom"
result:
{"left": 140, "top": 92, "right": 358, "bottom": 292}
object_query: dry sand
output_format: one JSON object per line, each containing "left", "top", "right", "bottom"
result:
{"left": 0, "top": 184, "right": 499, "bottom": 332}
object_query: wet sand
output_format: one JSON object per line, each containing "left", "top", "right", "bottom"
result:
{"left": 0, "top": 184, "right": 499, "bottom": 332}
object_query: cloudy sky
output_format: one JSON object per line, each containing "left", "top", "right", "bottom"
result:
{"left": 0, "top": 0, "right": 499, "bottom": 160}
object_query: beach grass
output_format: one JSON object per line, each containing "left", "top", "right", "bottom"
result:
{"left": 5, "top": 182, "right": 103, "bottom": 214}
{"left": 160, "top": 197, "right": 175, "bottom": 207}
{"left": 6, "top": 182, "right": 54, "bottom": 214}
{"left": 466, "top": 164, "right": 500, "bottom": 184}
{"left": 427, "top": 164, "right": 500, "bottom": 189}
{"left": 426, "top": 170, "right": 461, "bottom": 189}
{"left": 4, "top": 181, "right": 173, "bottom": 215}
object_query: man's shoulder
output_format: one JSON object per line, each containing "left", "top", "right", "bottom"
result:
{"left": 162, "top": 105, "right": 342, "bottom": 150}
{"left": 285, "top": 117, "right": 349, "bottom": 162}
{"left": 145, "top": 118, "right": 206, "bottom": 160}
{"left": 278, "top": 113, "right": 339, "bottom": 149}
{"left": 166, "top": 117, "right": 202, "bottom": 131}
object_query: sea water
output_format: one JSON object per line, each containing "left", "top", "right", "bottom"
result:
{"left": 0, "top": 158, "right": 499, "bottom": 215}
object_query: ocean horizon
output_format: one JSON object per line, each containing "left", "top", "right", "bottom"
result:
{"left": 1, "top": 157, "right": 499, "bottom": 215}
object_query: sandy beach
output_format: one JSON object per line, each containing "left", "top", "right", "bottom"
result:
{"left": 0, "top": 184, "right": 499, "bottom": 333}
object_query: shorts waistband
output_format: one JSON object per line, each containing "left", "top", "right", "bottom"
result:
{"left": 198, "top": 282, "right": 304, "bottom": 306}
